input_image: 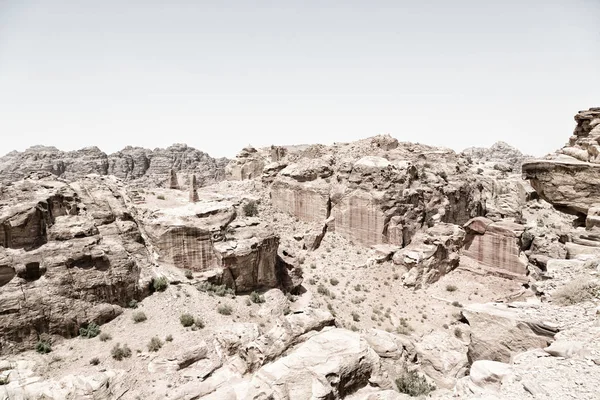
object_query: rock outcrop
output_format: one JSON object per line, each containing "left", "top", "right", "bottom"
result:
{"left": 462, "top": 141, "right": 530, "bottom": 172}
{"left": 136, "top": 191, "right": 283, "bottom": 293}
{"left": 0, "top": 175, "right": 153, "bottom": 354}
{"left": 462, "top": 217, "right": 528, "bottom": 278}
{"left": 462, "top": 303, "right": 557, "bottom": 363}
{"left": 523, "top": 108, "right": 600, "bottom": 215}
{"left": 0, "top": 144, "right": 228, "bottom": 188}
{"left": 393, "top": 223, "right": 465, "bottom": 288}
{"left": 268, "top": 137, "right": 486, "bottom": 249}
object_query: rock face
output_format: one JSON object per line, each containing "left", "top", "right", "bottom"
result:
{"left": 268, "top": 136, "right": 486, "bottom": 248}
{"left": 225, "top": 146, "right": 265, "bottom": 180}
{"left": 0, "top": 144, "right": 228, "bottom": 188}
{"left": 137, "top": 193, "right": 282, "bottom": 293}
{"left": 462, "top": 217, "right": 528, "bottom": 278}
{"left": 393, "top": 223, "right": 465, "bottom": 288}
{"left": 0, "top": 175, "right": 153, "bottom": 354}
{"left": 523, "top": 108, "right": 600, "bottom": 215}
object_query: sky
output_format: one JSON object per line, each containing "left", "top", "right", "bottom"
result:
{"left": 0, "top": 1, "right": 599, "bottom": 158}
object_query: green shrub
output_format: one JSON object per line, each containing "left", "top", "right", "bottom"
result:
{"left": 153, "top": 277, "right": 169, "bottom": 292}
{"left": 111, "top": 343, "right": 132, "bottom": 360}
{"left": 180, "top": 313, "right": 195, "bottom": 327}
{"left": 197, "top": 282, "right": 235, "bottom": 297}
{"left": 317, "top": 284, "right": 331, "bottom": 296}
{"left": 446, "top": 285, "right": 458, "bottom": 292}
{"left": 99, "top": 332, "right": 112, "bottom": 342}
{"left": 194, "top": 318, "right": 205, "bottom": 329}
{"left": 454, "top": 327, "right": 462, "bottom": 339}
{"left": 89, "top": 357, "right": 100, "bottom": 366}
{"left": 185, "top": 270, "right": 193, "bottom": 279}
{"left": 329, "top": 278, "right": 339, "bottom": 286}
{"left": 35, "top": 340, "right": 52, "bottom": 354}
{"left": 351, "top": 312, "right": 360, "bottom": 322}
{"left": 217, "top": 304, "right": 233, "bottom": 315}
{"left": 553, "top": 278, "right": 599, "bottom": 305}
{"left": 147, "top": 336, "right": 163, "bottom": 352}
{"left": 79, "top": 322, "right": 101, "bottom": 339}
{"left": 250, "top": 291, "right": 265, "bottom": 304}
{"left": 395, "top": 369, "right": 435, "bottom": 397}
{"left": 243, "top": 200, "right": 258, "bottom": 217}
{"left": 451, "top": 301, "right": 463, "bottom": 308}
{"left": 128, "top": 299, "right": 138, "bottom": 309}
{"left": 132, "top": 311, "right": 147, "bottom": 323}
{"left": 157, "top": 195, "right": 166, "bottom": 200}
{"left": 165, "top": 334, "right": 173, "bottom": 342}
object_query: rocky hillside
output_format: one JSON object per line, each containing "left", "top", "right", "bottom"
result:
{"left": 1, "top": 111, "right": 600, "bottom": 400}
{"left": 0, "top": 144, "right": 228, "bottom": 187}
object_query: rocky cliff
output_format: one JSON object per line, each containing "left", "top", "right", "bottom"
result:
{"left": 0, "top": 174, "right": 155, "bottom": 353}
{"left": 523, "top": 107, "right": 600, "bottom": 215}
{"left": 0, "top": 144, "right": 228, "bottom": 187}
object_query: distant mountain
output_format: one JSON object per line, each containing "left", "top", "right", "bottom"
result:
{"left": 0, "top": 144, "right": 229, "bottom": 187}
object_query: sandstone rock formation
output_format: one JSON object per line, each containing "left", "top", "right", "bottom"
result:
{"left": 0, "top": 144, "right": 227, "bottom": 188}
{"left": 462, "top": 141, "right": 530, "bottom": 172}
{"left": 523, "top": 108, "right": 600, "bottom": 215}
{"left": 462, "top": 303, "right": 557, "bottom": 363}
{"left": 0, "top": 175, "right": 154, "bottom": 354}
{"left": 225, "top": 146, "right": 265, "bottom": 180}
{"left": 392, "top": 223, "right": 465, "bottom": 288}
{"left": 462, "top": 217, "right": 528, "bottom": 278}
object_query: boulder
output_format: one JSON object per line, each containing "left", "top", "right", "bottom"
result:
{"left": 462, "top": 303, "right": 556, "bottom": 363}
{"left": 414, "top": 330, "right": 469, "bottom": 389}
{"left": 246, "top": 329, "right": 388, "bottom": 399}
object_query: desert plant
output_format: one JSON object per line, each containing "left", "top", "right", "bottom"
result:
{"left": 147, "top": 336, "right": 163, "bottom": 352}
{"left": 250, "top": 291, "right": 265, "bottom": 304}
{"left": 157, "top": 195, "right": 166, "bottom": 200}
{"left": 243, "top": 200, "right": 259, "bottom": 217}
{"left": 111, "top": 343, "right": 132, "bottom": 360}
{"left": 445, "top": 284, "right": 458, "bottom": 292}
{"left": 132, "top": 311, "right": 147, "bottom": 323}
{"left": 35, "top": 340, "right": 52, "bottom": 354}
{"left": 451, "top": 301, "right": 463, "bottom": 308}
{"left": 454, "top": 327, "right": 462, "bottom": 339}
{"left": 184, "top": 270, "right": 193, "bottom": 279}
{"left": 194, "top": 317, "right": 205, "bottom": 329}
{"left": 99, "top": 332, "right": 112, "bottom": 342}
{"left": 553, "top": 278, "right": 599, "bottom": 305}
{"left": 152, "top": 277, "right": 169, "bottom": 292}
{"left": 351, "top": 311, "right": 360, "bottom": 322}
{"left": 89, "top": 357, "right": 100, "bottom": 366}
{"left": 395, "top": 368, "right": 435, "bottom": 397}
{"left": 329, "top": 278, "right": 339, "bottom": 286}
{"left": 217, "top": 304, "right": 233, "bottom": 315}
{"left": 128, "top": 299, "right": 139, "bottom": 309}
{"left": 197, "top": 282, "right": 235, "bottom": 297}
{"left": 79, "top": 322, "right": 101, "bottom": 339}
{"left": 180, "top": 313, "right": 195, "bottom": 327}
{"left": 317, "top": 284, "right": 331, "bottom": 297}
{"left": 165, "top": 334, "right": 173, "bottom": 342}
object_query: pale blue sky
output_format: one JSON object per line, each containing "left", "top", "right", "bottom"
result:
{"left": 0, "top": 1, "right": 599, "bottom": 157}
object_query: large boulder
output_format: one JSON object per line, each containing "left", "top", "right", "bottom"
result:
{"left": 247, "top": 329, "right": 389, "bottom": 399}
{"left": 462, "top": 303, "right": 557, "bottom": 363}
